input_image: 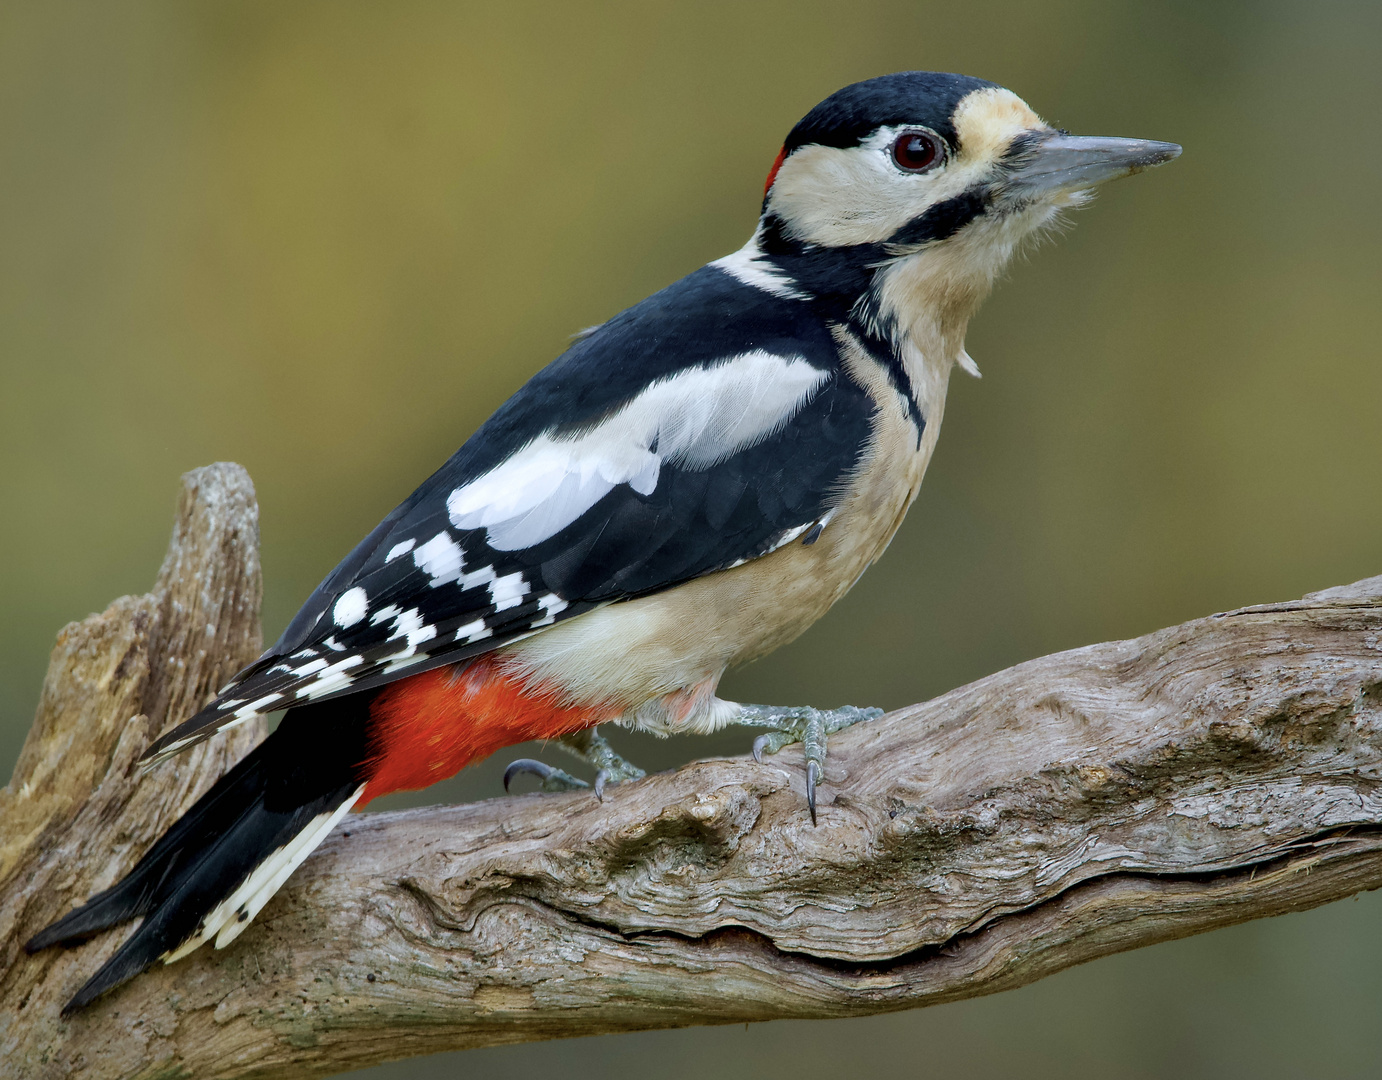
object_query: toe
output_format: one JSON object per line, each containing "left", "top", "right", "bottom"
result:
{"left": 503, "top": 758, "right": 551, "bottom": 792}
{"left": 503, "top": 758, "right": 589, "bottom": 793}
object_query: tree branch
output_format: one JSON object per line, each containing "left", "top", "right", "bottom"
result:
{"left": 3, "top": 464, "right": 1381, "bottom": 1079}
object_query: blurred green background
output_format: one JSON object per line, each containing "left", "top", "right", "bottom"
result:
{"left": 3, "top": 1, "right": 1381, "bottom": 1076}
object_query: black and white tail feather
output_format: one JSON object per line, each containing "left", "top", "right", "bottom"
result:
{"left": 26, "top": 701, "right": 368, "bottom": 1014}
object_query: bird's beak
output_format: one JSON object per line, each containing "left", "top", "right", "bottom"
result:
{"left": 1002, "top": 132, "right": 1181, "bottom": 200}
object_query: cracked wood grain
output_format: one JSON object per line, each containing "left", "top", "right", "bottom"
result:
{"left": 2, "top": 462, "right": 1380, "bottom": 1079}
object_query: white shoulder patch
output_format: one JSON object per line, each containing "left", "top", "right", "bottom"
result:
{"left": 710, "top": 233, "right": 811, "bottom": 300}
{"left": 448, "top": 351, "right": 830, "bottom": 551}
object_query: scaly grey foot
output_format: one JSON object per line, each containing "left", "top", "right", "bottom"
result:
{"left": 735, "top": 704, "right": 884, "bottom": 825}
{"left": 502, "top": 726, "right": 646, "bottom": 801}
{"left": 502, "top": 759, "right": 589, "bottom": 794}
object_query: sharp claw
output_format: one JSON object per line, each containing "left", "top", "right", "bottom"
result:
{"left": 503, "top": 758, "right": 554, "bottom": 792}
{"left": 504, "top": 759, "right": 589, "bottom": 793}
{"left": 806, "top": 760, "right": 820, "bottom": 826}
{"left": 594, "top": 769, "right": 608, "bottom": 802}
{"left": 752, "top": 734, "right": 770, "bottom": 764}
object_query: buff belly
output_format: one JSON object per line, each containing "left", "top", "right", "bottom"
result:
{"left": 500, "top": 333, "right": 950, "bottom": 736}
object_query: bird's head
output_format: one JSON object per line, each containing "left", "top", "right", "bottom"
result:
{"left": 755, "top": 72, "right": 1180, "bottom": 355}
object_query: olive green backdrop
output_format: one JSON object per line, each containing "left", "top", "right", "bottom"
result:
{"left": 3, "top": 2, "right": 1380, "bottom": 1077}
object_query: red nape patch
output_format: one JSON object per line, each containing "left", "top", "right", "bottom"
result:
{"left": 763, "top": 145, "right": 787, "bottom": 197}
{"left": 359, "top": 656, "right": 615, "bottom": 804}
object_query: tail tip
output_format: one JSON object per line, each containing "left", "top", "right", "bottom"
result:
{"left": 25, "top": 921, "right": 74, "bottom": 955}
{"left": 60, "top": 982, "right": 104, "bottom": 1017}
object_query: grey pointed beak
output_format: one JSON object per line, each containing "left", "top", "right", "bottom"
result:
{"left": 1003, "top": 132, "right": 1181, "bottom": 199}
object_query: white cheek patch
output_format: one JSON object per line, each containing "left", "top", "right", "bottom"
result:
{"left": 447, "top": 351, "right": 829, "bottom": 551}
{"left": 768, "top": 132, "right": 950, "bottom": 247}
{"left": 768, "top": 95, "right": 1043, "bottom": 249}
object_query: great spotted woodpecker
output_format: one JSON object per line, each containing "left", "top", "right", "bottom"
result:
{"left": 27, "top": 71, "right": 1178, "bottom": 1012}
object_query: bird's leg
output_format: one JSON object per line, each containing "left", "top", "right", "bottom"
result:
{"left": 564, "top": 726, "right": 647, "bottom": 799}
{"left": 502, "top": 726, "right": 646, "bottom": 801}
{"left": 734, "top": 704, "right": 884, "bottom": 824}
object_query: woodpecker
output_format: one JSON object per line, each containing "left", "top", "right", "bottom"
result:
{"left": 27, "top": 71, "right": 1179, "bottom": 1012}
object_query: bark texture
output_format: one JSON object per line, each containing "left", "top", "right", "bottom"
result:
{"left": 2, "top": 463, "right": 1381, "bottom": 1080}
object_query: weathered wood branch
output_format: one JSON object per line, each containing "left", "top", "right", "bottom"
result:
{"left": 3, "top": 464, "right": 1381, "bottom": 1080}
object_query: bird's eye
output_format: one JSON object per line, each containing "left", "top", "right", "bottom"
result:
{"left": 892, "top": 131, "right": 942, "bottom": 173}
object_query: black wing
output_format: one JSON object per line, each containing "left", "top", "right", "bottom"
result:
{"left": 144, "top": 265, "right": 875, "bottom": 763}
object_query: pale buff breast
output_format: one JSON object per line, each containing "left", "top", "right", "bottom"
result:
{"left": 498, "top": 328, "right": 951, "bottom": 734}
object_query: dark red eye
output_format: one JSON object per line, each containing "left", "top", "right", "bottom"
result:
{"left": 892, "top": 131, "right": 941, "bottom": 173}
